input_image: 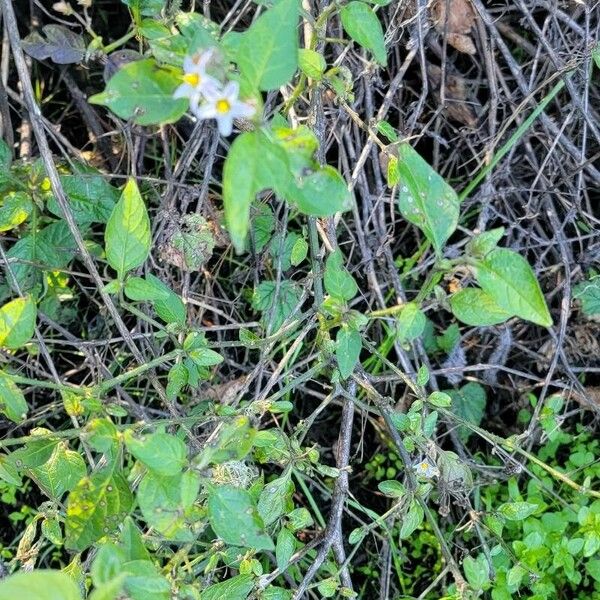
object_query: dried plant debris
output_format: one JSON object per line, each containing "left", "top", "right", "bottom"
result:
{"left": 159, "top": 213, "right": 215, "bottom": 272}
{"left": 431, "top": 0, "right": 477, "bottom": 55}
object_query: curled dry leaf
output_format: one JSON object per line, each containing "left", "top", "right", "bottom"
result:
{"left": 22, "top": 24, "right": 85, "bottom": 64}
{"left": 427, "top": 64, "right": 480, "bottom": 128}
{"left": 431, "top": 0, "right": 477, "bottom": 55}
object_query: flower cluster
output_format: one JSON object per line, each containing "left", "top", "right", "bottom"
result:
{"left": 173, "top": 49, "right": 255, "bottom": 136}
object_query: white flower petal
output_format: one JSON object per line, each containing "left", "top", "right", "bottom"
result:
{"left": 223, "top": 80, "right": 240, "bottom": 102}
{"left": 194, "top": 103, "right": 218, "bottom": 120}
{"left": 173, "top": 83, "right": 193, "bottom": 99}
{"left": 230, "top": 101, "right": 255, "bottom": 119}
{"left": 216, "top": 115, "right": 234, "bottom": 136}
{"left": 183, "top": 55, "right": 196, "bottom": 73}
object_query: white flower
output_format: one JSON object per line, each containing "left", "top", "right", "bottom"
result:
{"left": 193, "top": 80, "right": 255, "bottom": 136}
{"left": 173, "top": 50, "right": 220, "bottom": 110}
{"left": 413, "top": 459, "right": 439, "bottom": 479}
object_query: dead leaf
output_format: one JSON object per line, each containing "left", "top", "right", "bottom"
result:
{"left": 427, "top": 64, "right": 480, "bottom": 128}
{"left": 431, "top": 0, "right": 477, "bottom": 55}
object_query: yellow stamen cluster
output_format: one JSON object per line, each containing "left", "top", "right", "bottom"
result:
{"left": 216, "top": 99, "right": 231, "bottom": 114}
{"left": 183, "top": 73, "right": 201, "bottom": 87}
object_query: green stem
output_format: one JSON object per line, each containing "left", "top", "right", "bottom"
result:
{"left": 96, "top": 348, "right": 182, "bottom": 394}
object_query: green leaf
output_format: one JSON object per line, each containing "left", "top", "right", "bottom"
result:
{"left": 497, "top": 501, "right": 538, "bottom": 521}
{"left": 0, "top": 138, "right": 11, "bottom": 171}
{"left": 119, "top": 517, "right": 151, "bottom": 562}
{"left": 276, "top": 527, "right": 296, "bottom": 571}
{"left": 0, "top": 296, "right": 37, "bottom": 349}
{"left": 336, "top": 325, "right": 362, "bottom": 379}
{"left": 376, "top": 121, "right": 398, "bottom": 142}
{"left": 251, "top": 203, "right": 275, "bottom": 252}
{"left": 446, "top": 382, "right": 486, "bottom": 442}
{"left": 291, "top": 166, "right": 351, "bottom": 217}
{"left": 324, "top": 250, "right": 358, "bottom": 302}
{"left": 396, "top": 302, "right": 426, "bottom": 343}
{"left": 30, "top": 442, "right": 86, "bottom": 500}
{"left": 89, "top": 59, "right": 187, "bottom": 125}
{"left": 122, "top": 0, "right": 165, "bottom": 17}
{"left": 120, "top": 560, "right": 170, "bottom": 600}
{"left": 340, "top": 2, "right": 387, "bottom": 65}
{"left": 253, "top": 280, "right": 302, "bottom": 331}
{"left": 124, "top": 276, "right": 169, "bottom": 302}
{"left": 237, "top": 0, "right": 300, "bottom": 90}
{"left": 290, "top": 236, "right": 308, "bottom": 266}
{"left": 65, "top": 467, "right": 133, "bottom": 551}
{"left": 466, "top": 227, "right": 505, "bottom": 258}
{"left": 399, "top": 500, "right": 423, "bottom": 539}
{"left": 463, "top": 554, "right": 490, "bottom": 589}
{"left": 48, "top": 173, "right": 119, "bottom": 225}
{"left": 145, "top": 274, "right": 187, "bottom": 324}
{"left": 105, "top": 179, "right": 151, "bottom": 279}
{"left": 298, "top": 48, "right": 325, "bottom": 79}
{"left": 573, "top": 276, "right": 600, "bottom": 316}
{"left": 0, "top": 191, "right": 33, "bottom": 232}
{"left": 208, "top": 484, "right": 274, "bottom": 550}
{"left": 378, "top": 480, "right": 406, "bottom": 498}
{"left": 476, "top": 248, "right": 552, "bottom": 327}
{"left": 0, "top": 570, "right": 81, "bottom": 600}
{"left": 137, "top": 471, "right": 195, "bottom": 541}
{"left": 91, "top": 543, "right": 126, "bottom": 586}
{"left": 258, "top": 473, "right": 294, "bottom": 526}
{"left": 201, "top": 575, "right": 254, "bottom": 600}
{"left": 450, "top": 288, "right": 513, "bottom": 326}
{"left": 397, "top": 144, "right": 459, "bottom": 253}
{"left": 0, "top": 372, "right": 28, "bottom": 423}
{"left": 124, "top": 431, "right": 187, "bottom": 476}
{"left": 427, "top": 391, "right": 452, "bottom": 408}
{"left": 223, "top": 130, "right": 290, "bottom": 252}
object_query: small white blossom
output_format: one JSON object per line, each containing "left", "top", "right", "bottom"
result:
{"left": 193, "top": 80, "right": 255, "bottom": 136}
{"left": 413, "top": 459, "right": 439, "bottom": 479}
{"left": 173, "top": 50, "right": 220, "bottom": 110}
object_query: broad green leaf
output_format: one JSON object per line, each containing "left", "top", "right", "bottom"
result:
{"left": 466, "top": 227, "right": 505, "bottom": 258}
{"left": 258, "top": 473, "right": 294, "bottom": 525}
{"left": 340, "top": 2, "right": 387, "bottom": 65}
{"left": 251, "top": 203, "right": 275, "bottom": 252}
{"left": 120, "top": 560, "right": 170, "bottom": 600}
{"left": 428, "top": 391, "right": 452, "bottom": 408}
{"left": 463, "top": 554, "right": 490, "bottom": 589}
{"left": 399, "top": 500, "right": 423, "bottom": 539}
{"left": 324, "top": 250, "right": 358, "bottom": 301}
{"left": 89, "top": 60, "right": 187, "bottom": 125}
{"left": 276, "top": 527, "right": 296, "bottom": 571}
{"left": 0, "top": 296, "right": 37, "bottom": 349}
{"left": 5, "top": 221, "right": 77, "bottom": 291}
{"left": 122, "top": 0, "right": 165, "bottom": 17}
{"left": 30, "top": 442, "right": 86, "bottom": 500}
{"left": 9, "top": 428, "right": 59, "bottom": 468}
{"left": 298, "top": 48, "right": 325, "bottom": 79}
{"left": 376, "top": 121, "right": 398, "bottom": 142}
{"left": 336, "top": 325, "right": 362, "bottom": 379}
{"left": 291, "top": 166, "right": 351, "bottom": 217}
{"left": 223, "top": 130, "right": 290, "bottom": 252}
{"left": 0, "top": 372, "right": 28, "bottom": 423}
{"left": 65, "top": 468, "right": 133, "bottom": 551}
{"left": 237, "top": 0, "right": 300, "bottom": 90}
{"left": 0, "top": 191, "right": 33, "bottom": 232}
{"left": 84, "top": 418, "right": 119, "bottom": 455}
{"left": 88, "top": 576, "right": 126, "bottom": 600}
{"left": 124, "top": 431, "right": 187, "bottom": 476}
{"left": 201, "top": 575, "right": 254, "bottom": 600}
{"left": 193, "top": 416, "right": 256, "bottom": 470}
{"left": 498, "top": 501, "right": 538, "bottom": 521}
{"left": 208, "top": 484, "right": 274, "bottom": 550}
{"left": 0, "top": 570, "right": 81, "bottom": 600}
{"left": 124, "top": 276, "right": 170, "bottom": 302}
{"left": 119, "top": 517, "right": 152, "bottom": 562}
{"left": 91, "top": 543, "right": 126, "bottom": 586}
{"left": 253, "top": 280, "right": 302, "bottom": 331}
{"left": 105, "top": 179, "right": 151, "bottom": 279}
{"left": 396, "top": 143, "right": 459, "bottom": 253}
{"left": 290, "top": 236, "right": 308, "bottom": 266}
{"left": 47, "top": 173, "right": 119, "bottom": 225}
{"left": 0, "top": 454, "right": 22, "bottom": 486}
{"left": 145, "top": 274, "right": 186, "bottom": 324}
{"left": 377, "top": 480, "right": 406, "bottom": 498}
{"left": 137, "top": 471, "right": 195, "bottom": 541}
{"left": 450, "top": 288, "right": 513, "bottom": 326}
{"left": 476, "top": 248, "right": 552, "bottom": 327}
{"left": 573, "top": 276, "right": 600, "bottom": 316}
{"left": 41, "top": 518, "right": 63, "bottom": 545}
{"left": 446, "top": 382, "right": 486, "bottom": 442}
{"left": 286, "top": 507, "right": 313, "bottom": 531}
{"left": 269, "top": 232, "right": 302, "bottom": 271}
{"left": 396, "top": 302, "right": 426, "bottom": 343}
{"left": 0, "top": 138, "right": 11, "bottom": 171}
